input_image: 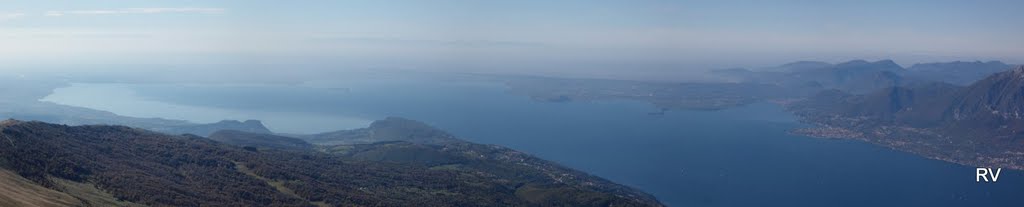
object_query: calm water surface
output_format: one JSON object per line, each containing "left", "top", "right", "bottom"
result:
{"left": 43, "top": 79, "right": 1024, "bottom": 206}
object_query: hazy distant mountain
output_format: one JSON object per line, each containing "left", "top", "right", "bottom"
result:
{"left": 834, "top": 70, "right": 904, "bottom": 94}
{"left": 834, "top": 59, "right": 904, "bottom": 72}
{"left": 800, "top": 65, "right": 1024, "bottom": 129}
{"left": 715, "top": 61, "right": 833, "bottom": 76}
{"left": 771, "top": 61, "right": 834, "bottom": 72}
{"left": 777, "top": 59, "right": 905, "bottom": 94}
{"left": 0, "top": 119, "right": 662, "bottom": 206}
{"left": 160, "top": 120, "right": 272, "bottom": 137}
{"left": 208, "top": 130, "right": 313, "bottom": 151}
{"left": 708, "top": 59, "right": 909, "bottom": 94}
{"left": 302, "top": 117, "right": 459, "bottom": 145}
{"left": 903, "top": 61, "right": 1012, "bottom": 85}
{"left": 708, "top": 60, "right": 835, "bottom": 83}
{"left": 789, "top": 66, "right": 1024, "bottom": 169}
{"left": 736, "top": 60, "right": 1019, "bottom": 95}
{"left": 813, "top": 59, "right": 904, "bottom": 82}
{"left": 792, "top": 81, "right": 959, "bottom": 127}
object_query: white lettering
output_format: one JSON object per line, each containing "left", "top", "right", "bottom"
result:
{"left": 990, "top": 168, "right": 1001, "bottom": 182}
{"left": 977, "top": 167, "right": 1003, "bottom": 183}
{"left": 977, "top": 168, "right": 989, "bottom": 182}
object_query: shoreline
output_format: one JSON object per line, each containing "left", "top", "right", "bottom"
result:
{"left": 789, "top": 124, "right": 1024, "bottom": 171}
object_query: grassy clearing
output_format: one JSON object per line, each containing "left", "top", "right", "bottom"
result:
{"left": 233, "top": 161, "right": 330, "bottom": 207}
{"left": 0, "top": 169, "right": 80, "bottom": 207}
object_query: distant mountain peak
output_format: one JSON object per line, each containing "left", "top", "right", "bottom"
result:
{"left": 774, "top": 61, "right": 833, "bottom": 71}
{"left": 217, "top": 119, "right": 267, "bottom": 127}
{"left": 780, "top": 61, "right": 833, "bottom": 68}
{"left": 783, "top": 60, "right": 830, "bottom": 65}
{"left": 873, "top": 59, "right": 903, "bottom": 68}
{"left": 903, "top": 60, "right": 1014, "bottom": 85}
{"left": 840, "top": 59, "right": 870, "bottom": 65}
{"left": 213, "top": 120, "right": 270, "bottom": 132}
{"left": 908, "top": 60, "right": 1009, "bottom": 70}
{"left": 875, "top": 59, "right": 897, "bottom": 64}
{"left": 835, "top": 59, "right": 903, "bottom": 71}
{"left": 788, "top": 62, "right": 1024, "bottom": 171}
{"left": 216, "top": 119, "right": 263, "bottom": 125}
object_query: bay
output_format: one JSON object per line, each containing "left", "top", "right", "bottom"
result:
{"left": 42, "top": 78, "right": 1024, "bottom": 206}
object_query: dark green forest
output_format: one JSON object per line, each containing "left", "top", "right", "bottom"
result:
{"left": 0, "top": 120, "right": 661, "bottom": 206}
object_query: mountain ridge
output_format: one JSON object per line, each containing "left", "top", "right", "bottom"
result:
{"left": 904, "top": 61, "right": 1012, "bottom": 85}
{"left": 788, "top": 65, "right": 1024, "bottom": 169}
{"left": 0, "top": 118, "right": 663, "bottom": 206}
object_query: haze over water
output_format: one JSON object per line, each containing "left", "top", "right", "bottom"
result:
{"left": 43, "top": 78, "right": 1024, "bottom": 206}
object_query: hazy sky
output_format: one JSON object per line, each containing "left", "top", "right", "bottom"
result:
{"left": 1, "top": 0, "right": 1021, "bottom": 78}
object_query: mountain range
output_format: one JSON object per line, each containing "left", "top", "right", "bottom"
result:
{"left": 0, "top": 118, "right": 663, "bottom": 206}
{"left": 904, "top": 61, "right": 1012, "bottom": 85}
{"left": 1, "top": 58, "right": 1020, "bottom": 205}
{"left": 713, "top": 60, "right": 1015, "bottom": 94}
{"left": 788, "top": 66, "right": 1024, "bottom": 169}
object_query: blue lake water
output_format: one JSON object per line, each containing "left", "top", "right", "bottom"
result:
{"left": 42, "top": 78, "right": 1024, "bottom": 206}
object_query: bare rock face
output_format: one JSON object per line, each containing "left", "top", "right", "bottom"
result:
{"left": 952, "top": 65, "right": 1024, "bottom": 121}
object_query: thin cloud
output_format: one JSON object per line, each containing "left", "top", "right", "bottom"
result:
{"left": 0, "top": 12, "right": 27, "bottom": 21}
{"left": 309, "top": 36, "right": 548, "bottom": 48}
{"left": 45, "top": 8, "right": 224, "bottom": 17}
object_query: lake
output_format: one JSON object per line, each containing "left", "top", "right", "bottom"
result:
{"left": 42, "top": 78, "right": 1024, "bottom": 206}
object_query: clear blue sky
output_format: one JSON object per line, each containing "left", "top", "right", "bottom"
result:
{"left": 1, "top": 0, "right": 1021, "bottom": 77}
